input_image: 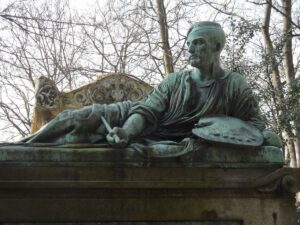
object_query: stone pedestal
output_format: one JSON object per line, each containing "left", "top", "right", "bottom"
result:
{"left": 0, "top": 144, "right": 299, "bottom": 225}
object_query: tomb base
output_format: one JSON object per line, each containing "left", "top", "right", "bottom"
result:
{"left": 0, "top": 145, "right": 299, "bottom": 225}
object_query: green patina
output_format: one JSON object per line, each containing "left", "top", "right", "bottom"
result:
{"left": 14, "top": 21, "right": 283, "bottom": 164}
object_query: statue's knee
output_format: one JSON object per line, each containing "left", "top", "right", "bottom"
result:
{"left": 57, "top": 109, "right": 71, "bottom": 118}
{"left": 262, "top": 130, "right": 283, "bottom": 148}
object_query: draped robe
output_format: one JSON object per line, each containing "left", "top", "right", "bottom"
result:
{"left": 129, "top": 70, "right": 265, "bottom": 141}
{"left": 23, "top": 70, "right": 265, "bottom": 153}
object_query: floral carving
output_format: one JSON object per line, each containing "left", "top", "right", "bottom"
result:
{"left": 35, "top": 76, "right": 60, "bottom": 107}
{"left": 72, "top": 74, "right": 152, "bottom": 105}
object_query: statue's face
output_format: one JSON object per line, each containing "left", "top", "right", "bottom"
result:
{"left": 187, "top": 30, "right": 215, "bottom": 69}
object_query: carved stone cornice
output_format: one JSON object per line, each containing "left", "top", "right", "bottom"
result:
{"left": 253, "top": 167, "right": 300, "bottom": 194}
{"left": 34, "top": 76, "right": 60, "bottom": 108}
{"left": 66, "top": 73, "right": 152, "bottom": 107}
{"left": 31, "top": 73, "right": 152, "bottom": 132}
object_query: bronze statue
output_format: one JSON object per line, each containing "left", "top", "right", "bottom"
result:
{"left": 21, "top": 21, "right": 281, "bottom": 154}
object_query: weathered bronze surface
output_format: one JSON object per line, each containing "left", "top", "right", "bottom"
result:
{"left": 0, "top": 142, "right": 284, "bottom": 167}
{"left": 1, "top": 20, "right": 298, "bottom": 225}
{"left": 193, "top": 116, "right": 264, "bottom": 147}
{"left": 18, "top": 21, "right": 283, "bottom": 160}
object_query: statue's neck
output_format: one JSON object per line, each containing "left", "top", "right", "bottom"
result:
{"left": 193, "top": 63, "right": 223, "bottom": 82}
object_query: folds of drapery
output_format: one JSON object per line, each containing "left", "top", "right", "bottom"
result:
{"left": 21, "top": 70, "right": 265, "bottom": 156}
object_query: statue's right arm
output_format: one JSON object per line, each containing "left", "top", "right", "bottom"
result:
{"left": 106, "top": 113, "right": 146, "bottom": 147}
{"left": 106, "top": 74, "right": 175, "bottom": 147}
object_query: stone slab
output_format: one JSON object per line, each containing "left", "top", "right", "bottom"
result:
{"left": 0, "top": 143, "right": 284, "bottom": 168}
{"left": 0, "top": 159, "right": 299, "bottom": 224}
{"left": 0, "top": 145, "right": 296, "bottom": 224}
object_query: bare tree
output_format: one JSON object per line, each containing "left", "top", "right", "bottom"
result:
{"left": 82, "top": 0, "right": 151, "bottom": 76}
{"left": 202, "top": 0, "right": 300, "bottom": 167}
{"left": 0, "top": 0, "right": 92, "bottom": 140}
{"left": 281, "top": 0, "right": 300, "bottom": 167}
{"left": 155, "top": 0, "right": 174, "bottom": 74}
{"left": 0, "top": 0, "right": 299, "bottom": 169}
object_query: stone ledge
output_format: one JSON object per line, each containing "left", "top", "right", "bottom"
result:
{"left": 0, "top": 144, "right": 297, "bottom": 224}
{"left": 0, "top": 143, "right": 284, "bottom": 168}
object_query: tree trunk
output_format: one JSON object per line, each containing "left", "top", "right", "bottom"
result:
{"left": 261, "top": 0, "right": 297, "bottom": 167}
{"left": 155, "top": 0, "right": 174, "bottom": 75}
{"left": 282, "top": 0, "right": 300, "bottom": 167}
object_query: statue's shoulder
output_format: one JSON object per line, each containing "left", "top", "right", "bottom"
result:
{"left": 167, "top": 70, "right": 191, "bottom": 79}
{"left": 162, "top": 70, "right": 192, "bottom": 85}
{"left": 226, "top": 71, "right": 245, "bottom": 80}
{"left": 225, "top": 71, "right": 249, "bottom": 88}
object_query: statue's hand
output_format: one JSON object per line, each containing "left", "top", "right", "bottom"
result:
{"left": 262, "top": 130, "right": 283, "bottom": 148}
{"left": 106, "top": 127, "right": 130, "bottom": 148}
{"left": 194, "top": 120, "right": 214, "bottom": 128}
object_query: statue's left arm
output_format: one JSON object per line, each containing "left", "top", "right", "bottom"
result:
{"left": 225, "top": 73, "right": 284, "bottom": 148}
{"left": 227, "top": 73, "right": 266, "bottom": 131}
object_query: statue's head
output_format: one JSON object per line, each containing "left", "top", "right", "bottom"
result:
{"left": 187, "top": 21, "right": 225, "bottom": 69}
